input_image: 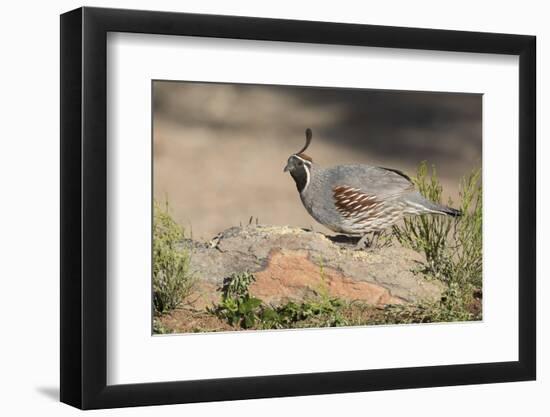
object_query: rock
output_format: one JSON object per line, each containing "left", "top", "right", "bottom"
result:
{"left": 250, "top": 249, "right": 403, "bottom": 305}
{"left": 183, "top": 225, "right": 445, "bottom": 307}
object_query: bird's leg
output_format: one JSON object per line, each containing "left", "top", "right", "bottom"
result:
{"left": 355, "top": 234, "right": 370, "bottom": 249}
{"left": 356, "top": 231, "right": 382, "bottom": 250}
{"left": 371, "top": 231, "right": 382, "bottom": 248}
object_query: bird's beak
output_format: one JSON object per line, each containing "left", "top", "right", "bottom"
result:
{"left": 283, "top": 163, "right": 289, "bottom": 173}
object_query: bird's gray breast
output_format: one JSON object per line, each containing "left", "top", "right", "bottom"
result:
{"left": 299, "top": 167, "right": 349, "bottom": 232}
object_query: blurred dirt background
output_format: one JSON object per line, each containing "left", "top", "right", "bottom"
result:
{"left": 153, "top": 81, "right": 481, "bottom": 240}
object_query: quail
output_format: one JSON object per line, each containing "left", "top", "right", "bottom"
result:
{"left": 284, "top": 128, "right": 461, "bottom": 248}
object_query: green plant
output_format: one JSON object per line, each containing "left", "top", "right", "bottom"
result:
{"left": 392, "top": 162, "right": 482, "bottom": 285}
{"left": 392, "top": 162, "right": 454, "bottom": 278}
{"left": 262, "top": 298, "right": 347, "bottom": 329}
{"left": 365, "top": 282, "right": 480, "bottom": 325}
{"left": 391, "top": 162, "right": 482, "bottom": 321}
{"left": 212, "top": 272, "right": 263, "bottom": 328}
{"left": 451, "top": 169, "right": 483, "bottom": 288}
{"left": 210, "top": 271, "right": 348, "bottom": 329}
{"left": 153, "top": 200, "right": 195, "bottom": 315}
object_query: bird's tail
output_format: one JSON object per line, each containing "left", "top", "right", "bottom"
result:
{"left": 404, "top": 194, "right": 462, "bottom": 217}
{"left": 433, "top": 204, "right": 462, "bottom": 217}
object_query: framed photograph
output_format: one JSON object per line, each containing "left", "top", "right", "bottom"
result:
{"left": 60, "top": 6, "right": 536, "bottom": 409}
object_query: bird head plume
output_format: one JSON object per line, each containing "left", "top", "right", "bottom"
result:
{"left": 295, "top": 127, "right": 313, "bottom": 159}
{"left": 284, "top": 128, "right": 314, "bottom": 193}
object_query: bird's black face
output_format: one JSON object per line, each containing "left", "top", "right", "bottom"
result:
{"left": 283, "top": 155, "right": 305, "bottom": 173}
{"left": 284, "top": 154, "right": 311, "bottom": 193}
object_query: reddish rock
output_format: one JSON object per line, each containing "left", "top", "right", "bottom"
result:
{"left": 250, "top": 249, "right": 403, "bottom": 305}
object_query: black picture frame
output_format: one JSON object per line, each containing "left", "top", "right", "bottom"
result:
{"left": 60, "top": 6, "right": 536, "bottom": 410}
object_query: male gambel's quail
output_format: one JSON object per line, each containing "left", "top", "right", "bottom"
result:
{"left": 284, "top": 128, "right": 461, "bottom": 248}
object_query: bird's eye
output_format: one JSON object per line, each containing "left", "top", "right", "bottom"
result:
{"left": 298, "top": 161, "right": 303, "bottom": 166}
